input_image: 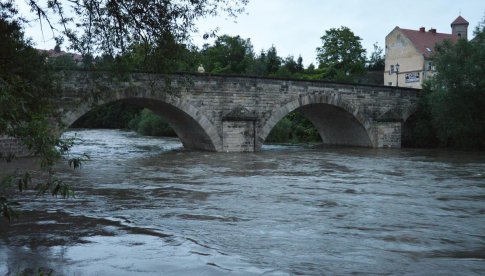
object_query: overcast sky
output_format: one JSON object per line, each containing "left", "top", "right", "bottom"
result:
{"left": 19, "top": 0, "right": 484, "bottom": 66}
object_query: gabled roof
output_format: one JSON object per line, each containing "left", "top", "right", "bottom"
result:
{"left": 451, "top": 16, "right": 469, "bottom": 26}
{"left": 398, "top": 28, "right": 459, "bottom": 58}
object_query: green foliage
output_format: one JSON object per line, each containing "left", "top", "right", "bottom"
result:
{"left": 68, "top": 154, "right": 90, "bottom": 169}
{"left": 401, "top": 87, "right": 440, "bottom": 148}
{"left": 0, "top": 5, "right": 88, "bottom": 223}
{"left": 35, "top": 174, "right": 75, "bottom": 199}
{"left": 316, "top": 26, "right": 367, "bottom": 81}
{"left": 128, "top": 109, "right": 176, "bottom": 137}
{"left": 274, "top": 55, "right": 305, "bottom": 78}
{"left": 367, "top": 42, "right": 385, "bottom": 71}
{"left": 427, "top": 39, "right": 484, "bottom": 149}
{"left": 46, "top": 53, "right": 79, "bottom": 70}
{"left": 245, "top": 50, "right": 267, "bottom": 75}
{"left": 72, "top": 101, "right": 142, "bottom": 129}
{"left": 24, "top": 0, "right": 248, "bottom": 57}
{"left": 93, "top": 36, "right": 200, "bottom": 73}
{"left": 266, "top": 112, "right": 321, "bottom": 144}
{"left": 408, "top": 19, "right": 485, "bottom": 150}
{"left": 265, "top": 46, "right": 282, "bottom": 75}
{"left": 266, "top": 117, "right": 293, "bottom": 143}
{"left": 200, "top": 35, "right": 255, "bottom": 74}
{"left": 1, "top": 196, "right": 18, "bottom": 222}
{"left": 0, "top": 5, "right": 63, "bottom": 167}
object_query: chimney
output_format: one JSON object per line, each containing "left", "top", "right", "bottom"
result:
{"left": 419, "top": 27, "right": 425, "bottom": 32}
{"left": 429, "top": 28, "right": 437, "bottom": 33}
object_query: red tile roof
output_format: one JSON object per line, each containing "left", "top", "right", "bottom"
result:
{"left": 37, "top": 49, "right": 83, "bottom": 61}
{"left": 451, "top": 16, "right": 469, "bottom": 26}
{"left": 399, "top": 28, "right": 459, "bottom": 58}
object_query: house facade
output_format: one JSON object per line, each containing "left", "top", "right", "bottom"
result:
{"left": 384, "top": 16, "right": 468, "bottom": 88}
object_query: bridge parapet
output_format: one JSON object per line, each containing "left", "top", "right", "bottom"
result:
{"left": 4, "top": 71, "right": 419, "bottom": 155}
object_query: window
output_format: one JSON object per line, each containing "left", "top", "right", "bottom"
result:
{"left": 390, "top": 65, "right": 395, "bottom": 73}
{"left": 388, "top": 82, "right": 393, "bottom": 86}
{"left": 427, "top": 62, "right": 433, "bottom": 71}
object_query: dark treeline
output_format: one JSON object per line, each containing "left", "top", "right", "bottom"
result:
{"left": 61, "top": 19, "right": 485, "bottom": 150}
{"left": 402, "top": 21, "right": 485, "bottom": 150}
{"left": 71, "top": 28, "right": 385, "bottom": 144}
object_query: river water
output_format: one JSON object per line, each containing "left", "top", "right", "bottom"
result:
{"left": 1, "top": 129, "right": 485, "bottom": 275}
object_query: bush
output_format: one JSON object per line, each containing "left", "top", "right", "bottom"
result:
{"left": 266, "top": 112, "right": 321, "bottom": 144}
{"left": 129, "top": 109, "right": 176, "bottom": 137}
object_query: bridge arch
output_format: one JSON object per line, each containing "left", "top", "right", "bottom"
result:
{"left": 257, "top": 94, "right": 373, "bottom": 150}
{"left": 63, "top": 94, "right": 222, "bottom": 152}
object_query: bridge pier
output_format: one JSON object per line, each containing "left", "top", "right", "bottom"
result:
{"left": 222, "top": 120, "right": 256, "bottom": 152}
{"left": 221, "top": 107, "right": 257, "bottom": 152}
{"left": 371, "top": 122, "right": 402, "bottom": 148}
{"left": 0, "top": 72, "right": 416, "bottom": 155}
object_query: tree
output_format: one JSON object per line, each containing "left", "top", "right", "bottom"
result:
{"left": 407, "top": 17, "right": 485, "bottom": 150}
{"left": 296, "top": 56, "right": 304, "bottom": 73}
{"left": 283, "top": 56, "right": 297, "bottom": 73}
{"left": 200, "top": 35, "right": 255, "bottom": 74}
{"left": 265, "top": 46, "right": 281, "bottom": 75}
{"left": 23, "top": 0, "right": 248, "bottom": 57}
{"left": 0, "top": 0, "right": 249, "bottom": 222}
{"left": 0, "top": 3, "right": 79, "bottom": 221}
{"left": 275, "top": 55, "right": 305, "bottom": 78}
{"left": 316, "top": 26, "right": 366, "bottom": 81}
{"left": 367, "top": 42, "right": 385, "bottom": 71}
{"left": 421, "top": 22, "right": 485, "bottom": 150}
{"left": 0, "top": 3, "right": 63, "bottom": 167}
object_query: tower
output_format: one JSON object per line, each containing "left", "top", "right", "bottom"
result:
{"left": 451, "top": 15, "right": 469, "bottom": 40}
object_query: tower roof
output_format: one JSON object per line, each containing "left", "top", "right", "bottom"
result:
{"left": 451, "top": 16, "right": 469, "bottom": 26}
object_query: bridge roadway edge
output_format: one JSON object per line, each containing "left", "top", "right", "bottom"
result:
{"left": 1, "top": 70, "right": 419, "bottom": 154}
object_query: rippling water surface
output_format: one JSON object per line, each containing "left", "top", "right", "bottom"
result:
{"left": 1, "top": 129, "right": 485, "bottom": 275}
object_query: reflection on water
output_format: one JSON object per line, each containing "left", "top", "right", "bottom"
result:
{"left": 1, "top": 129, "right": 485, "bottom": 275}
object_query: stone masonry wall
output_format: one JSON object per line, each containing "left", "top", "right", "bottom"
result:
{"left": 8, "top": 71, "right": 418, "bottom": 153}
{"left": 222, "top": 120, "right": 255, "bottom": 152}
{"left": 0, "top": 136, "right": 31, "bottom": 158}
{"left": 372, "top": 122, "right": 402, "bottom": 148}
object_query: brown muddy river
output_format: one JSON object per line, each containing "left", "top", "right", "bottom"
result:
{"left": 1, "top": 129, "right": 485, "bottom": 275}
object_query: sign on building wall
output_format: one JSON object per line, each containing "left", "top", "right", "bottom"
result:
{"left": 405, "top": 72, "right": 420, "bottom": 83}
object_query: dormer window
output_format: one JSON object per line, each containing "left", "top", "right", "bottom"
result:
{"left": 426, "top": 47, "right": 432, "bottom": 52}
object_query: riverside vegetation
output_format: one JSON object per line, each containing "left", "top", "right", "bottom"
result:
{"left": 0, "top": 0, "right": 249, "bottom": 221}
{"left": 1, "top": 0, "right": 484, "bottom": 222}
{"left": 71, "top": 27, "right": 385, "bottom": 144}
{"left": 70, "top": 21, "right": 485, "bottom": 149}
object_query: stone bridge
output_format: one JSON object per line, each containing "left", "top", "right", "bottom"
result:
{"left": 59, "top": 71, "right": 419, "bottom": 152}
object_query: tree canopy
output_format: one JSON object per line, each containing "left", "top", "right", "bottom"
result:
{"left": 406, "top": 18, "right": 485, "bottom": 150}
{"left": 0, "top": 0, "right": 249, "bottom": 222}
{"left": 316, "top": 26, "right": 367, "bottom": 81}
{"left": 0, "top": 2, "right": 64, "bottom": 167}
{"left": 425, "top": 25, "right": 485, "bottom": 149}
{"left": 200, "top": 35, "right": 255, "bottom": 74}
{"left": 22, "top": 0, "right": 248, "bottom": 56}
{"left": 367, "top": 42, "right": 385, "bottom": 71}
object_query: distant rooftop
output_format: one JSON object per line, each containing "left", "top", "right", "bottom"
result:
{"left": 37, "top": 48, "right": 83, "bottom": 61}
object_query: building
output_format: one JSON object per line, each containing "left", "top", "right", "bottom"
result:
{"left": 37, "top": 46, "right": 83, "bottom": 64}
{"left": 384, "top": 16, "right": 469, "bottom": 88}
